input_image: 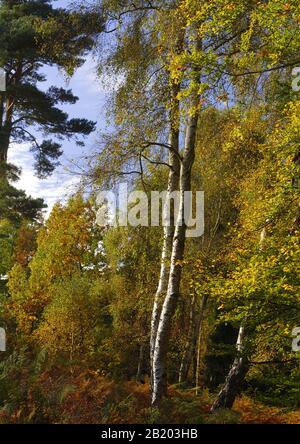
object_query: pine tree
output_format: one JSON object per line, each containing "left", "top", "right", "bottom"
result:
{"left": 0, "top": 0, "right": 103, "bottom": 178}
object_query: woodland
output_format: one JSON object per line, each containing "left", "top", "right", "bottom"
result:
{"left": 0, "top": 0, "right": 300, "bottom": 424}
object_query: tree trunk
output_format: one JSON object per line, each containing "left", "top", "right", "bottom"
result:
{"left": 0, "top": 63, "right": 21, "bottom": 171}
{"left": 150, "top": 28, "right": 186, "bottom": 388}
{"left": 150, "top": 82, "right": 181, "bottom": 389}
{"left": 195, "top": 294, "right": 209, "bottom": 394}
{"left": 151, "top": 55, "right": 201, "bottom": 404}
{"left": 0, "top": 98, "right": 14, "bottom": 170}
{"left": 179, "top": 293, "right": 208, "bottom": 385}
{"left": 136, "top": 343, "right": 145, "bottom": 382}
{"left": 210, "top": 224, "right": 267, "bottom": 411}
{"left": 210, "top": 324, "right": 249, "bottom": 411}
{"left": 178, "top": 293, "right": 197, "bottom": 384}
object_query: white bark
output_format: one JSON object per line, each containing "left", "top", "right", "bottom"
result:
{"left": 150, "top": 83, "right": 181, "bottom": 388}
{"left": 150, "top": 30, "right": 202, "bottom": 405}
{"left": 210, "top": 225, "right": 267, "bottom": 411}
{"left": 152, "top": 93, "right": 200, "bottom": 405}
{"left": 210, "top": 324, "right": 248, "bottom": 411}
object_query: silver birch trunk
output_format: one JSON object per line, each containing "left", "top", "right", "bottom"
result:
{"left": 152, "top": 82, "right": 201, "bottom": 405}
{"left": 150, "top": 27, "right": 185, "bottom": 385}
{"left": 150, "top": 83, "right": 181, "bottom": 388}
{"left": 210, "top": 225, "right": 267, "bottom": 411}
{"left": 210, "top": 324, "right": 248, "bottom": 411}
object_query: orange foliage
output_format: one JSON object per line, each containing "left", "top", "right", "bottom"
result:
{"left": 1, "top": 371, "right": 300, "bottom": 424}
{"left": 234, "top": 396, "right": 300, "bottom": 424}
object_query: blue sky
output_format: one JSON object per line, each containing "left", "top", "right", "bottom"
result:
{"left": 8, "top": 0, "right": 107, "bottom": 215}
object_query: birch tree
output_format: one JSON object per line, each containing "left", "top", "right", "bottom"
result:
{"left": 91, "top": 0, "right": 300, "bottom": 407}
{"left": 151, "top": 30, "right": 204, "bottom": 403}
{"left": 210, "top": 97, "right": 300, "bottom": 410}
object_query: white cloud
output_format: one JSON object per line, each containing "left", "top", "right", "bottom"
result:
{"left": 5, "top": 53, "right": 111, "bottom": 219}
{"left": 8, "top": 143, "right": 81, "bottom": 217}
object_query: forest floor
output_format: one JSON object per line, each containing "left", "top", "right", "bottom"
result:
{"left": 0, "top": 368, "right": 299, "bottom": 424}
